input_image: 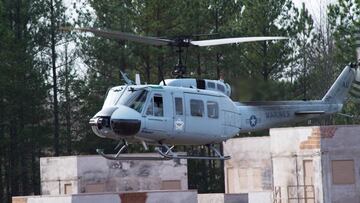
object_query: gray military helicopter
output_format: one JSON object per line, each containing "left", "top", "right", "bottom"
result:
{"left": 72, "top": 28, "right": 360, "bottom": 161}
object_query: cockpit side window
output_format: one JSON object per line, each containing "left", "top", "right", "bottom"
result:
{"left": 146, "top": 94, "right": 164, "bottom": 117}
{"left": 217, "top": 84, "right": 225, "bottom": 92}
{"left": 207, "top": 82, "right": 215, "bottom": 89}
{"left": 190, "top": 99, "right": 204, "bottom": 117}
{"left": 207, "top": 101, "right": 219, "bottom": 119}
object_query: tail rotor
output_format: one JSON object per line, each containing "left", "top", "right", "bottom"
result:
{"left": 348, "top": 30, "right": 360, "bottom": 102}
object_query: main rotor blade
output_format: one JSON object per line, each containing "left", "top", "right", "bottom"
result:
{"left": 190, "top": 36, "right": 288, "bottom": 47}
{"left": 70, "top": 27, "right": 174, "bottom": 46}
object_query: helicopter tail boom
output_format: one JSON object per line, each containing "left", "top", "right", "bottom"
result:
{"left": 237, "top": 65, "right": 358, "bottom": 132}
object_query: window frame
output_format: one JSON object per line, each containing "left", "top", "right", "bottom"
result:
{"left": 145, "top": 93, "right": 164, "bottom": 117}
{"left": 207, "top": 101, "right": 219, "bottom": 119}
{"left": 190, "top": 99, "right": 204, "bottom": 117}
{"left": 217, "top": 83, "right": 225, "bottom": 92}
{"left": 207, "top": 82, "right": 215, "bottom": 89}
{"left": 175, "top": 97, "right": 183, "bottom": 116}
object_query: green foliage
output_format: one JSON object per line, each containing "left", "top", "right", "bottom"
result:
{"left": 328, "top": 0, "right": 360, "bottom": 125}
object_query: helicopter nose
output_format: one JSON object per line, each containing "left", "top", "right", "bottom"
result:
{"left": 110, "top": 105, "right": 142, "bottom": 136}
{"left": 89, "top": 106, "right": 118, "bottom": 138}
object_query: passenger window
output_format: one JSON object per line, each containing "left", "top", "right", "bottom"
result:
{"left": 146, "top": 94, "right": 164, "bottom": 117}
{"left": 190, "top": 99, "right": 204, "bottom": 117}
{"left": 217, "top": 84, "right": 225, "bottom": 92}
{"left": 207, "top": 101, "right": 219, "bottom": 119}
{"left": 175, "top": 97, "right": 183, "bottom": 115}
{"left": 207, "top": 82, "right": 215, "bottom": 89}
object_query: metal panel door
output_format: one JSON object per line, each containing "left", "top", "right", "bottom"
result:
{"left": 303, "top": 160, "right": 315, "bottom": 203}
{"left": 184, "top": 93, "right": 207, "bottom": 136}
{"left": 144, "top": 91, "right": 172, "bottom": 137}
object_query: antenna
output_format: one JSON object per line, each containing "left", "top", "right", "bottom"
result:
{"left": 135, "top": 74, "right": 141, "bottom": 85}
{"left": 120, "top": 71, "right": 133, "bottom": 85}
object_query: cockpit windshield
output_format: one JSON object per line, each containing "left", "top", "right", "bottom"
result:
{"left": 103, "top": 86, "right": 149, "bottom": 113}
{"left": 124, "top": 89, "right": 148, "bottom": 113}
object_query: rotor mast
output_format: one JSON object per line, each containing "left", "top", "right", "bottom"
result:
{"left": 172, "top": 38, "right": 191, "bottom": 77}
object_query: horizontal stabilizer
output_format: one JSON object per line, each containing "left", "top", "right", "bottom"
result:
{"left": 295, "top": 111, "right": 325, "bottom": 115}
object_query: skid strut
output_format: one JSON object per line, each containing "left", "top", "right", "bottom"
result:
{"left": 156, "top": 144, "right": 231, "bottom": 160}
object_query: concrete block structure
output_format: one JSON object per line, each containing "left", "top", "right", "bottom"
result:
{"left": 198, "top": 193, "right": 248, "bottom": 203}
{"left": 12, "top": 190, "right": 197, "bottom": 203}
{"left": 224, "top": 125, "right": 360, "bottom": 203}
{"left": 40, "top": 154, "right": 188, "bottom": 195}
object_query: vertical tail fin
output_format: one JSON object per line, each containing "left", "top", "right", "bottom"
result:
{"left": 323, "top": 31, "right": 360, "bottom": 104}
{"left": 322, "top": 66, "right": 356, "bottom": 104}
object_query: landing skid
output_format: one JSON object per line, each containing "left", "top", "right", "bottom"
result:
{"left": 96, "top": 149, "right": 171, "bottom": 160}
{"left": 96, "top": 141, "right": 231, "bottom": 161}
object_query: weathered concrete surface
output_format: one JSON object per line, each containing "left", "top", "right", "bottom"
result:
{"left": 271, "top": 125, "right": 360, "bottom": 203}
{"left": 319, "top": 126, "right": 360, "bottom": 203}
{"left": 224, "top": 125, "right": 360, "bottom": 203}
{"left": 270, "top": 126, "right": 323, "bottom": 203}
{"left": 40, "top": 156, "right": 79, "bottom": 195}
{"left": 40, "top": 154, "right": 188, "bottom": 195}
{"left": 248, "top": 191, "right": 272, "bottom": 203}
{"left": 13, "top": 190, "right": 197, "bottom": 203}
{"left": 197, "top": 193, "right": 248, "bottom": 203}
{"left": 223, "top": 137, "right": 272, "bottom": 193}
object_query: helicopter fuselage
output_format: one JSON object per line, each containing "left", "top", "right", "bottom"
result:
{"left": 90, "top": 85, "right": 239, "bottom": 145}
{"left": 90, "top": 65, "right": 355, "bottom": 146}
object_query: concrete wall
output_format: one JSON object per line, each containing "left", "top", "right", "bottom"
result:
{"left": 40, "top": 154, "right": 188, "bottom": 195}
{"left": 224, "top": 125, "right": 360, "bottom": 203}
{"left": 40, "top": 156, "right": 79, "bottom": 195}
{"left": 13, "top": 190, "right": 197, "bottom": 203}
{"left": 77, "top": 155, "right": 188, "bottom": 193}
{"left": 270, "top": 126, "right": 323, "bottom": 203}
{"left": 197, "top": 193, "right": 248, "bottom": 203}
{"left": 248, "top": 191, "right": 272, "bottom": 203}
{"left": 320, "top": 126, "right": 360, "bottom": 203}
{"left": 223, "top": 137, "right": 272, "bottom": 193}
{"left": 271, "top": 125, "right": 360, "bottom": 203}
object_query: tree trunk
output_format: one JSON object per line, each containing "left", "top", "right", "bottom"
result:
{"left": 215, "top": 4, "right": 220, "bottom": 79}
{"left": 50, "top": 0, "right": 60, "bottom": 156}
{"left": 262, "top": 41, "right": 269, "bottom": 80}
{"left": 197, "top": 52, "right": 201, "bottom": 77}
{"left": 303, "top": 50, "right": 307, "bottom": 100}
{"left": 10, "top": 125, "right": 19, "bottom": 196}
{"left": 64, "top": 43, "right": 72, "bottom": 155}
{"left": 145, "top": 55, "right": 151, "bottom": 83}
{"left": 6, "top": 148, "right": 11, "bottom": 203}
{"left": 0, "top": 148, "right": 3, "bottom": 202}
